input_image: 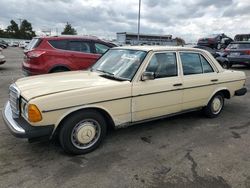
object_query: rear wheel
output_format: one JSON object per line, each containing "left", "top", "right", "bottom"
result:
{"left": 220, "top": 61, "right": 230, "bottom": 69}
{"left": 59, "top": 110, "right": 107, "bottom": 155}
{"left": 203, "top": 92, "right": 224, "bottom": 118}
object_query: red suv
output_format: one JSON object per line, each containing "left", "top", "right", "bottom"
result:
{"left": 22, "top": 36, "right": 116, "bottom": 76}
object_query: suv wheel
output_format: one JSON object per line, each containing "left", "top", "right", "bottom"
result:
{"left": 59, "top": 110, "right": 107, "bottom": 155}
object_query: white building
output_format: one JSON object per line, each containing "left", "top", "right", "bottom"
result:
{"left": 116, "top": 32, "right": 177, "bottom": 46}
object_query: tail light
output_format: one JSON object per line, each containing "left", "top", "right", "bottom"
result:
{"left": 244, "top": 50, "right": 250, "bottom": 55}
{"left": 27, "top": 50, "right": 45, "bottom": 58}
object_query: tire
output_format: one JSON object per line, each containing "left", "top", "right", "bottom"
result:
{"left": 59, "top": 110, "right": 107, "bottom": 155}
{"left": 221, "top": 61, "right": 230, "bottom": 69}
{"left": 203, "top": 92, "right": 224, "bottom": 118}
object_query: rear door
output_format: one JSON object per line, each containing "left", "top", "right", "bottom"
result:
{"left": 179, "top": 51, "right": 218, "bottom": 110}
{"left": 68, "top": 40, "right": 98, "bottom": 70}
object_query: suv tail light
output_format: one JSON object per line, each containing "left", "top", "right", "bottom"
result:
{"left": 27, "top": 51, "right": 45, "bottom": 58}
{"left": 244, "top": 50, "right": 250, "bottom": 55}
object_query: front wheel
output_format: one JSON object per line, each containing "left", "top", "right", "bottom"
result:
{"left": 59, "top": 110, "right": 107, "bottom": 155}
{"left": 203, "top": 93, "right": 224, "bottom": 118}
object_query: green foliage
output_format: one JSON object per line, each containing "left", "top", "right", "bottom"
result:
{"left": 0, "top": 19, "right": 36, "bottom": 39}
{"left": 61, "top": 22, "right": 77, "bottom": 35}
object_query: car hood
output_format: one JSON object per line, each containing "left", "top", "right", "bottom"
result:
{"left": 16, "top": 71, "right": 125, "bottom": 100}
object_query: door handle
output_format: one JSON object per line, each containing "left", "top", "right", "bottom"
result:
{"left": 173, "top": 83, "right": 183, "bottom": 87}
{"left": 211, "top": 79, "right": 218, "bottom": 82}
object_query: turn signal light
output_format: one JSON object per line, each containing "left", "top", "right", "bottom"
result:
{"left": 28, "top": 104, "right": 42, "bottom": 122}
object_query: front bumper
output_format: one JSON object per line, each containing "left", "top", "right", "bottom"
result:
{"left": 2, "top": 101, "right": 54, "bottom": 139}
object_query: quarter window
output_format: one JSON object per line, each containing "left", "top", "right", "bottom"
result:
{"left": 95, "top": 43, "right": 110, "bottom": 54}
{"left": 180, "top": 52, "right": 214, "bottom": 75}
{"left": 146, "top": 52, "right": 177, "bottom": 78}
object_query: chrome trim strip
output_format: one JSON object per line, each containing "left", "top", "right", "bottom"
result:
{"left": 2, "top": 101, "right": 25, "bottom": 134}
{"left": 42, "top": 78, "right": 245, "bottom": 113}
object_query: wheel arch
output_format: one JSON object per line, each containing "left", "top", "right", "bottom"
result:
{"left": 52, "top": 106, "right": 115, "bottom": 137}
{"left": 207, "top": 88, "right": 231, "bottom": 105}
{"left": 48, "top": 64, "right": 71, "bottom": 73}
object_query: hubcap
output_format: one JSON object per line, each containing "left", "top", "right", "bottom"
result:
{"left": 212, "top": 96, "right": 223, "bottom": 114}
{"left": 71, "top": 119, "right": 101, "bottom": 149}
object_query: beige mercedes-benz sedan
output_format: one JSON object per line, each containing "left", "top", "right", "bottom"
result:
{"left": 3, "top": 46, "right": 247, "bottom": 154}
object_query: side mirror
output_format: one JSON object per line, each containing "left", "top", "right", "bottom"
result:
{"left": 141, "top": 71, "right": 155, "bottom": 81}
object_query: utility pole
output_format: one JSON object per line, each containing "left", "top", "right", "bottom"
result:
{"left": 137, "top": 0, "right": 141, "bottom": 45}
{"left": 18, "top": 18, "right": 23, "bottom": 28}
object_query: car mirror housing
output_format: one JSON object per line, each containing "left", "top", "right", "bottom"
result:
{"left": 141, "top": 71, "right": 155, "bottom": 81}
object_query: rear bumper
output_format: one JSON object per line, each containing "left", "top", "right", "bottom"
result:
{"left": 228, "top": 57, "right": 250, "bottom": 65}
{"left": 2, "top": 101, "right": 54, "bottom": 139}
{"left": 235, "top": 88, "right": 247, "bottom": 96}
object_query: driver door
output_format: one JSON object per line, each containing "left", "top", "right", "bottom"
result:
{"left": 132, "top": 52, "right": 183, "bottom": 122}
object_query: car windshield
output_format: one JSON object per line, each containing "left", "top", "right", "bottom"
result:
{"left": 227, "top": 43, "right": 250, "bottom": 49}
{"left": 91, "top": 49, "right": 147, "bottom": 81}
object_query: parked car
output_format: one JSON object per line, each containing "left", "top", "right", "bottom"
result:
{"left": 0, "top": 48, "right": 6, "bottom": 65}
{"left": 197, "top": 33, "right": 233, "bottom": 49}
{"left": 0, "top": 40, "right": 8, "bottom": 47}
{"left": 19, "top": 40, "right": 30, "bottom": 48}
{"left": 194, "top": 45, "right": 230, "bottom": 69}
{"left": 9, "top": 41, "right": 19, "bottom": 47}
{"left": 224, "top": 41, "right": 250, "bottom": 67}
{"left": 22, "top": 36, "right": 117, "bottom": 76}
{"left": 0, "top": 42, "right": 8, "bottom": 49}
{"left": 3, "top": 46, "right": 247, "bottom": 154}
{"left": 234, "top": 34, "right": 250, "bottom": 42}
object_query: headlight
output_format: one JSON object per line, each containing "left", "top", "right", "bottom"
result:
{"left": 21, "top": 98, "right": 28, "bottom": 118}
{"left": 21, "top": 99, "right": 42, "bottom": 122}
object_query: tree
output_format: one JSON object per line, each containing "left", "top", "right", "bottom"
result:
{"left": 6, "top": 20, "right": 19, "bottom": 38}
{"left": 19, "top": 19, "right": 36, "bottom": 39}
{"left": 1, "top": 19, "right": 36, "bottom": 39}
{"left": 61, "top": 22, "right": 77, "bottom": 35}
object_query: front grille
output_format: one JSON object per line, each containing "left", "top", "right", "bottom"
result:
{"left": 9, "top": 84, "right": 20, "bottom": 118}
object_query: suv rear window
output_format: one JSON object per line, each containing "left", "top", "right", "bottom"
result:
{"left": 227, "top": 43, "right": 250, "bottom": 49}
{"left": 49, "top": 40, "right": 68, "bottom": 50}
{"left": 26, "top": 38, "right": 42, "bottom": 50}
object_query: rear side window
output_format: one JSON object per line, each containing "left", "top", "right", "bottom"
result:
{"left": 68, "top": 41, "right": 91, "bottom": 53}
{"left": 180, "top": 52, "right": 214, "bottom": 75}
{"left": 26, "top": 38, "right": 42, "bottom": 50}
{"left": 95, "top": 43, "right": 110, "bottom": 54}
{"left": 49, "top": 40, "right": 68, "bottom": 50}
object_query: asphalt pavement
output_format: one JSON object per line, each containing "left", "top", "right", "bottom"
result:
{"left": 0, "top": 47, "right": 250, "bottom": 188}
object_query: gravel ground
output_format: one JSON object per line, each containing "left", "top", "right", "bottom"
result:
{"left": 0, "top": 47, "right": 250, "bottom": 188}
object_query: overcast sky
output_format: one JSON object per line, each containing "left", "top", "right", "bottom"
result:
{"left": 0, "top": 0, "right": 250, "bottom": 42}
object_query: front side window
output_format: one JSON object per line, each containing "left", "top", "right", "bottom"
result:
{"left": 180, "top": 52, "right": 214, "bottom": 75}
{"left": 95, "top": 43, "right": 110, "bottom": 54}
{"left": 146, "top": 52, "right": 177, "bottom": 78}
{"left": 92, "top": 49, "right": 147, "bottom": 81}
{"left": 68, "top": 41, "right": 91, "bottom": 53}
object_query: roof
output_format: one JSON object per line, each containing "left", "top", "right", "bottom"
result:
{"left": 117, "top": 32, "right": 172, "bottom": 38}
{"left": 113, "top": 45, "right": 203, "bottom": 52}
{"left": 35, "top": 35, "right": 99, "bottom": 40}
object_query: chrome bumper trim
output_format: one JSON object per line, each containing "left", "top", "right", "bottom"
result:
{"left": 2, "top": 101, "right": 25, "bottom": 136}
